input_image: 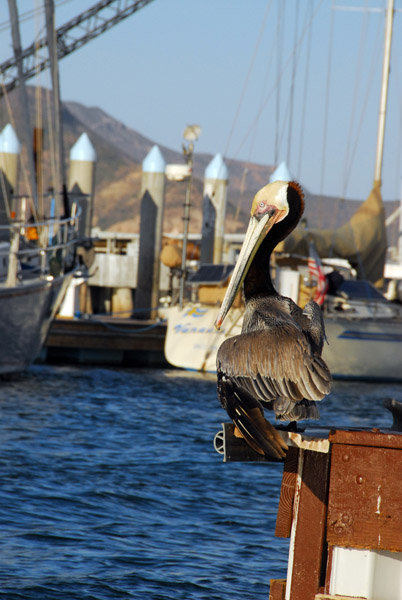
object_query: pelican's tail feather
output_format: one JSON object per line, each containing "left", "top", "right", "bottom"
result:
{"left": 219, "top": 380, "right": 287, "bottom": 459}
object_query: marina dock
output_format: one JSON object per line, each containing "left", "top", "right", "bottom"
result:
{"left": 43, "top": 316, "right": 168, "bottom": 367}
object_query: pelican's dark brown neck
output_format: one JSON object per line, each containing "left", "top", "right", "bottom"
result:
{"left": 243, "top": 183, "right": 304, "bottom": 301}
{"left": 243, "top": 234, "right": 276, "bottom": 300}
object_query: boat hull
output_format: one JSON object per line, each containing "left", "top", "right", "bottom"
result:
{"left": 323, "top": 316, "right": 402, "bottom": 381}
{"left": 164, "top": 305, "right": 243, "bottom": 373}
{"left": 164, "top": 304, "right": 402, "bottom": 381}
{"left": 0, "top": 274, "right": 72, "bottom": 374}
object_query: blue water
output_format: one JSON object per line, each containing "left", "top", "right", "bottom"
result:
{"left": 0, "top": 365, "right": 400, "bottom": 600}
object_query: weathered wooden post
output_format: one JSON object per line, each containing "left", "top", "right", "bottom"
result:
{"left": 216, "top": 421, "right": 402, "bottom": 600}
{"left": 200, "top": 153, "right": 228, "bottom": 264}
{"left": 68, "top": 132, "right": 97, "bottom": 238}
{"left": 135, "top": 145, "right": 166, "bottom": 319}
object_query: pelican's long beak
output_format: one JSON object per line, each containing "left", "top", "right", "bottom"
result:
{"left": 215, "top": 211, "right": 280, "bottom": 330}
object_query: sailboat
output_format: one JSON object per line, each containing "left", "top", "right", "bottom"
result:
{"left": 164, "top": 0, "right": 402, "bottom": 381}
{"left": 0, "top": 1, "right": 83, "bottom": 374}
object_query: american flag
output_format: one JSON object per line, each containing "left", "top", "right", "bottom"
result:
{"left": 308, "top": 241, "right": 328, "bottom": 305}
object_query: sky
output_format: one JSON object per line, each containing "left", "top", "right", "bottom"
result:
{"left": 1, "top": 0, "right": 402, "bottom": 202}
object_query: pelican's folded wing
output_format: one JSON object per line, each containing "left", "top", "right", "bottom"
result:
{"left": 216, "top": 325, "right": 332, "bottom": 404}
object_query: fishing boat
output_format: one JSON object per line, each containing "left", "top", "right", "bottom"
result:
{"left": 164, "top": 0, "right": 402, "bottom": 381}
{"left": 0, "top": 1, "right": 83, "bottom": 374}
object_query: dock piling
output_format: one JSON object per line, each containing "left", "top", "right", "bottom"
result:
{"left": 135, "top": 145, "right": 166, "bottom": 319}
{"left": 200, "top": 153, "right": 228, "bottom": 264}
{"left": 68, "top": 132, "right": 97, "bottom": 238}
{"left": 0, "top": 124, "right": 21, "bottom": 232}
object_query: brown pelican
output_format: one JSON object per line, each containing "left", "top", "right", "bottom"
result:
{"left": 215, "top": 181, "right": 332, "bottom": 459}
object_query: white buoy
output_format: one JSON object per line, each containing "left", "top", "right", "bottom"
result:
{"left": 68, "top": 133, "right": 97, "bottom": 237}
{"left": 201, "top": 153, "right": 228, "bottom": 263}
{"left": 136, "top": 146, "right": 166, "bottom": 319}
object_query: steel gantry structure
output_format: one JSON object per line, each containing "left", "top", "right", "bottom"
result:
{"left": 0, "top": 0, "right": 155, "bottom": 97}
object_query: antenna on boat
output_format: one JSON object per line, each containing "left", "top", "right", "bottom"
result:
{"left": 374, "top": 0, "right": 394, "bottom": 186}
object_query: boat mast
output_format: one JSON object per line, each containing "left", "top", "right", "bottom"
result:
{"left": 44, "top": 0, "right": 69, "bottom": 218}
{"left": 7, "top": 0, "right": 38, "bottom": 214}
{"left": 374, "top": 0, "right": 394, "bottom": 186}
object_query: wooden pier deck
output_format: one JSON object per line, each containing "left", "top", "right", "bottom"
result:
{"left": 43, "top": 316, "right": 168, "bottom": 367}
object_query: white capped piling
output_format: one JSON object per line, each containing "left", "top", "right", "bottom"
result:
{"left": 269, "top": 160, "right": 293, "bottom": 183}
{"left": 200, "top": 153, "right": 228, "bottom": 264}
{"left": 68, "top": 133, "right": 97, "bottom": 237}
{"left": 0, "top": 124, "right": 21, "bottom": 278}
{"left": 0, "top": 124, "right": 21, "bottom": 194}
{"left": 0, "top": 125, "right": 21, "bottom": 238}
{"left": 135, "top": 145, "right": 166, "bottom": 319}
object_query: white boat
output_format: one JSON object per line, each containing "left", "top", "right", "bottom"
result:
{"left": 164, "top": 271, "right": 402, "bottom": 381}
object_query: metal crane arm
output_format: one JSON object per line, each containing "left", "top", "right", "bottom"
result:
{"left": 0, "top": 0, "right": 155, "bottom": 96}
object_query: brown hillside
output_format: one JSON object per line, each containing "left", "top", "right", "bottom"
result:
{"left": 0, "top": 86, "right": 399, "bottom": 245}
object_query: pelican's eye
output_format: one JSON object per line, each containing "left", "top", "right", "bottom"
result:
{"left": 259, "top": 201, "right": 265, "bottom": 208}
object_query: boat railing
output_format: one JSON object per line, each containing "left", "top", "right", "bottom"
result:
{"left": 0, "top": 205, "right": 82, "bottom": 284}
{"left": 326, "top": 294, "right": 402, "bottom": 319}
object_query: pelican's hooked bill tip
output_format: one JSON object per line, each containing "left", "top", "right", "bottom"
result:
{"left": 214, "top": 318, "right": 222, "bottom": 330}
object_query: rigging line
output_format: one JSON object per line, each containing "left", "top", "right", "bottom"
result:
{"left": 340, "top": 7, "right": 370, "bottom": 199}
{"left": 286, "top": 0, "right": 300, "bottom": 166}
{"left": 0, "top": 0, "right": 74, "bottom": 32}
{"left": 45, "top": 0, "right": 67, "bottom": 219}
{"left": 7, "top": 0, "right": 40, "bottom": 216}
{"left": 34, "top": 0, "right": 44, "bottom": 219}
{"left": 274, "top": 0, "right": 285, "bottom": 166}
{"left": 317, "top": 0, "right": 335, "bottom": 229}
{"left": 341, "top": 14, "right": 383, "bottom": 200}
{"left": 276, "top": 85, "right": 292, "bottom": 162}
{"left": 327, "top": 9, "right": 387, "bottom": 281}
{"left": 391, "top": 46, "right": 402, "bottom": 199}
{"left": 232, "top": 0, "right": 325, "bottom": 161}
{"left": 222, "top": 0, "right": 273, "bottom": 160}
{"left": 244, "top": 5, "right": 278, "bottom": 163}
{"left": 0, "top": 78, "right": 37, "bottom": 221}
{"left": 296, "top": 0, "right": 314, "bottom": 177}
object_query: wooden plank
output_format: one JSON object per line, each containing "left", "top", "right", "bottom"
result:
{"left": 327, "top": 443, "right": 402, "bottom": 551}
{"left": 275, "top": 447, "right": 299, "bottom": 537}
{"left": 329, "top": 428, "right": 402, "bottom": 450}
{"left": 288, "top": 450, "right": 330, "bottom": 600}
{"left": 269, "top": 578, "right": 286, "bottom": 600}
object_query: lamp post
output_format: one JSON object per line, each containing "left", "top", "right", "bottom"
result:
{"left": 179, "top": 125, "right": 201, "bottom": 308}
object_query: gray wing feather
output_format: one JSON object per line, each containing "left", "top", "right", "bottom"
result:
{"left": 217, "top": 324, "right": 332, "bottom": 420}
